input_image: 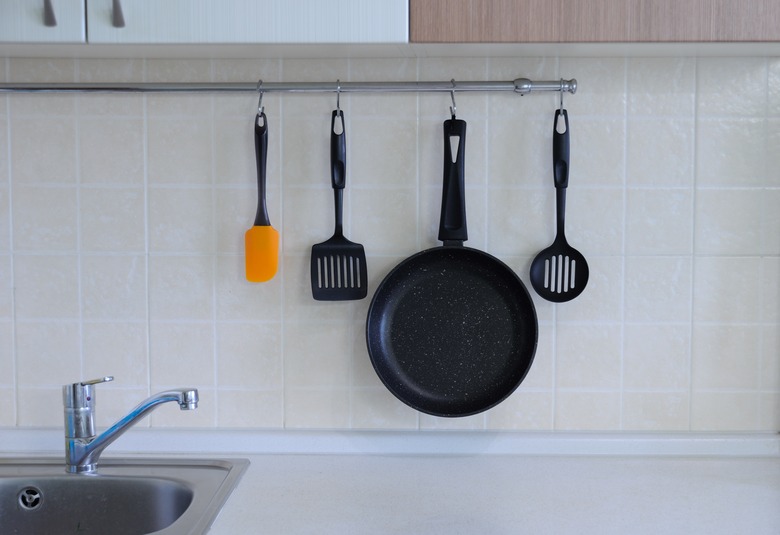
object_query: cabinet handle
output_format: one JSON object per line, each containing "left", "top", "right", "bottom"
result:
{"left": 112, "top": 0, "right": 126, "bottom": 28}
{"left": 43, "top": 0, "right": 57, "bottom": 27}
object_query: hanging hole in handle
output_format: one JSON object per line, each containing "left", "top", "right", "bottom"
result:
{"left": 333, "top": 111, "right": 344, "bottom": 136}
{"left": 555, "top": 113, "right": 567, "bottom": 134}
{"left": 449, "top": 135, "right": 461, "bottom": 164}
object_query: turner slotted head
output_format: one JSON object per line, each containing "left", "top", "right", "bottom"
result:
{"left": 310, "top": 109, "right": 368, "bottom": 301}
{"left": 530, "top": 109, "right": 589, "bottom": 303}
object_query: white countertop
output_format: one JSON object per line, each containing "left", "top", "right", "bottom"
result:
{"left": 211, "top": 453, "right": 780, "bottom": 535}
{"left": 2, "top": 429, "right": 779, "bottom": 534}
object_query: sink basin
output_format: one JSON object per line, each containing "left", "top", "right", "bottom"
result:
{"left": 0, "top": 457, "right": 249, "bottom": 535}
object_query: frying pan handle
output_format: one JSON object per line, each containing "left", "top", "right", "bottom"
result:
{"left": 331, "top": 110, "right": 346, "bottom": 190}
{"left": 253, "top": 112, "right": 271, "bottom": 227}
{"left": 553, "top": 109, "right": 569, "bottom": 189}
{"left": 438, "top": 118, "right": 468, "bottom": 245}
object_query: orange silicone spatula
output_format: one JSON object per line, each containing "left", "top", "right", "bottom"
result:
{"left": 245, "top": 111, "right": 279, "bottom": 282}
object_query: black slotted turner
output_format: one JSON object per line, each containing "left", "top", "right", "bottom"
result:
{"left": 530, "top": 109, "right": 589, "bottom": 302}
{"left": 310, "top": 109, "right": 368, "bottom": 301}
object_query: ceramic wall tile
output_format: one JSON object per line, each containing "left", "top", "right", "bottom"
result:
{"left": 10, "top": 117, "right": 77, "bottom": 185}
{"left": 0, "top": 257, "right": 11, "bottom": 319}
{"left": 148, "top": 255, "right": 214, "bottom": 321}
{"left": 0, "top": 189, "right": 8, "bottom": 255}
{"left": 15, "top": 321, "right": 80, "bottom": 386}
{"left": 14, "top": 255, "right": 79, "bottom": 319}
{"left": 623, "top": 324, "right": 691, "bottom": 390}
{"left": 0, "top": 388, "right": 15, "bottom": 426}
{"left": 0, "top": 321, "right": 13, "bottom": 386}
{"left": 626, "top": 118, "right": 694, "bottom": 187}
{"left": 626, "top": 188, "right": 693, "bottom": 255}
{"left": 624, "top": 256, "right": 693, "bottom": 323}
{"left": 12, "top": 185, "right": 77, "bottom": 251}
{"left": 217, "top": 389, "right": 284, "bottom": 428}
{"left": 82, "top": 321, "right": 148, "bottom": 387}
{"left": 81, "top": 255, "right": 146, "bottom": 321}
{"left": 697, "top": 57, "right": 768, "bottom": 117}
{"left": 148, "top": 186, "right": 214, "bottom": 253}
{"left": 80, "top": 187, "right": 145, "bottom": 252}
{"left": 691, "top": 391, "right": 760, "bottom": 431}
{"left": 0, "top": 55, "right": 777, "bottom": 433}
{"left": 216, "top": 322, "right": 282, "bottom": 389}
{"left": 627, "top": 57, "right": 695, "bottom": 117}
{"left": 149, "top": 322, "right": 215, "bottom": 387}
{"left": 622, "top": 392, "right": 690, "bottom": 431}
{"left": 79, "top": 118, "right": 144, "bottom": 185}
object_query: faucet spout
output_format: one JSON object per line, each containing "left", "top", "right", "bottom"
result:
{"left": 64, "top": 383, "right": 198, "bottom": 474}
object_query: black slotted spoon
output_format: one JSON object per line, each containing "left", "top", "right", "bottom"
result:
{"left": 530, "top": 109, "right": 589, "bottom": 302}
{"left": 310, "top": 109, "right": 368, "bottom": 301}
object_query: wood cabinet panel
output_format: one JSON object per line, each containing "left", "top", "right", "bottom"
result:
{"left": 629, "top": 0, "right": 711, "bottom": 42}
{"left": 560, "top": 0, "right": 629, "bottom": 42}
{"left": 410, "top": 0, "right": 780, "bottom": 43}
{"left": 710, "top": 0, "right": 780, "bottom": 41}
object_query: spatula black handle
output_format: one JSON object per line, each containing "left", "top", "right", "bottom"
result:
{"left": 553, "top": 109, "right": 569, "bottom": 189}
{"left": 438, "top": 118, "right": 468, "bottom": 245}
{"left": 331, "top": 110, "right": 346, "bottom": 190}
{"left": 253, "top": 112, "right": 271, "bottom": 227}
{"left": 553, "top": 109, "right": 570, "bottom": 237}
{"left": 331, "top": 110, "right": 346, "bottom": 236}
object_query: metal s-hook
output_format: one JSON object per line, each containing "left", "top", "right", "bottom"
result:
{"left": 335, "top": 80, "right": 341, "bottom": 112}
{"left": 256, "top": 79, "right": 264, "bottom": 115}
{"left": 559, "top": 78, "right": 565, "bottom": 112}
{"left": 449, "top": 79, "right": 457, "bottom": 118}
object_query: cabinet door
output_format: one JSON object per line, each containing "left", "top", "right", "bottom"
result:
{"left": 0, "top": 0, "right": 86, "bottom": 43}
{"left": 86, "top": 0, "right": 408, "bottom": 44}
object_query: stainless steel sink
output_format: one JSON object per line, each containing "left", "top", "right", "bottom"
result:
{"left": 0, "top": 457, "right": 249, "bottom": 535}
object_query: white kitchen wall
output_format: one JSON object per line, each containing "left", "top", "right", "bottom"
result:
{"left": 0, "top": 55, "right": 777, "bottom": 432}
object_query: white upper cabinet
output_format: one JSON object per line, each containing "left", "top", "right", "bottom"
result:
{"left": 0, "top": 0, "right": 86, "bottom": 43}
{"left": 86, "top": 0, "right": 408, "bottom": 44}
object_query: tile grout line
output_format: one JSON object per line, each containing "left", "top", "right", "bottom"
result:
{"left": 687, "top": 57, "right": 700, "bottom": 431}
{"left": 210, "top": 58, "right": 220, "bottom": 428}
{"left": 74, "top": 58, "right": 84, "bottom": 381}
{"left": 142, "top": 58, "right": 153, "bottom": 402}
{"left": 5, "top": 57, "right": 19, "bottom": 425}
{"left": 619, "top": 57, "right": 629, "bottom": 430}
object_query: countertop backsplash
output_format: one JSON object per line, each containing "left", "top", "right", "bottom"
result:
{"left": 0, "top": 55, "right": 777, "bottom": 432}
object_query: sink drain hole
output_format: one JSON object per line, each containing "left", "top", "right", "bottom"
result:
{"left": 18, "top": 487, "right": 43, "bottom": 510}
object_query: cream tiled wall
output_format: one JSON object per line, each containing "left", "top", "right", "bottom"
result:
{"left": 0, "top": 55, "right": 778, "bottom": 432}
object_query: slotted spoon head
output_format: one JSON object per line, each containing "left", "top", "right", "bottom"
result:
{"left": 310, "top": 236, "right": 368, "bottom": 301}
{"left": 529, "top": 236, "right": 589, "bottom": 303}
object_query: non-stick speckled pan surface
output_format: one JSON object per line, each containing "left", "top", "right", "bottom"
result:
{"left": 366, "top": 245, "right": 538, "bottom": 417}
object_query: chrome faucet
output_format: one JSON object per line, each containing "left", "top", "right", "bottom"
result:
{"left": 63, "top": 376, "right": 199, "bottom": 474}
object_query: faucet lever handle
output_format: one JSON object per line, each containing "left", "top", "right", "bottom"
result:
{"left": 81, "top": 376, "right": 114, "bottom": 386}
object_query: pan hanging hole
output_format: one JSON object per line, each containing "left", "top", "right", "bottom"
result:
{"left": 449, "top": 135, "right": 460, "bottom": 163}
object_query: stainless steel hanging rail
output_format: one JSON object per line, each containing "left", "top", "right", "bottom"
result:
{"left": 0, "top": 77, "right": 576, "bottom": 95}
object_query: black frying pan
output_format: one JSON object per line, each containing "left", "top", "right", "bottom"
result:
{"left": 366, "top": 117, "right": 538, "bottom": 417}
